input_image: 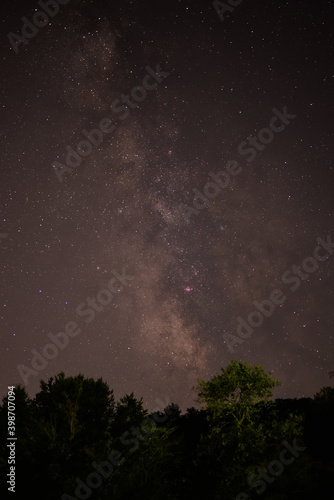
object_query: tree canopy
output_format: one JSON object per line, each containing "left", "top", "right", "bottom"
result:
{"left": 1, "top": 364, "right": 333, "bottom": 500}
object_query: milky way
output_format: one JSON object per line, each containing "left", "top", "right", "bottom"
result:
{"left": 1, "top": 0, "right": 333, "bottom": 410}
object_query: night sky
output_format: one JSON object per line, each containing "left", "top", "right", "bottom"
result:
{"left": 1, "top": 0, "right": 333, "bottom": 411}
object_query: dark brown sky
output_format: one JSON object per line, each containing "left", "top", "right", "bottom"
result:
{"left": 1, "top": 0, "right": 333, "bottom": 410}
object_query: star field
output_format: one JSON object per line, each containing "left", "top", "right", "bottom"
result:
{"left": 0, "top": 0, "right": 333, "bottom": 410}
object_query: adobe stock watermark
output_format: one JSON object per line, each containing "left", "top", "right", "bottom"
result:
{"left": 213, "top": 0, "right": 243, "bottom": 22}
{"left": 179, "top": 159, "right": 242, "bottom": 221}
{"left": 237, "top": 106, "right": 296, "bottom": 162}
{"left": 236, "top": 439, "right": 306, "bottom": 499}
{"left": 61, "top": 396, "right": 174, "bottom": 500}
{"left": 52, "top": 64, "right": 170, "bottom": 183}
{"left": 8, "top": 0, "right": 71, "bottom": 54}
{"left": 179, "top": 106, "right": 296, "bottom": 221}
{"left": 0, "top": 233, "right": 8, "bottom": 243}
{"left": 224, "top": 234, "right": 334, "bottom": 353}
{"left": 17, "top": 268, "right": 134, "bottom": 386}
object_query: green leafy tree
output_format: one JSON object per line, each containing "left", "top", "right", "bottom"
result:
{"left": 193, "top": 361, "right": 304, "bottom": 498}
{"left": 195, "top": 360, "right": 280, "bottom": 413}
{"left": 195, "top": 360, "right": 282, "bottom": 455}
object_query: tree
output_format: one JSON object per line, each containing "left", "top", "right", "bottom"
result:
{"left": 109, "top": 392, "right": 148, "bottom": 441}
{"left": 22, "top": 372, "right": 115, "bottom": 499}
{"left": 34, "top": 372, "right": 115, "bottom": 450}
{"left": 194, "top": 360, "right": 282, "bottom": 447}
{"left": 193, "top": 361, "right": 303, "bottom": 498}
{"left": 102, "top": 404, "right": 184, "bottom": 500}
{"left": 195, "top": 360, "right": 280, "bottom": 412}
{"left": 314, "top": 369, "right": 334, "bottom": 402}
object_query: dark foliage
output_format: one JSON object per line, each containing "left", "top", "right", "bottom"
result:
{"left": 1, "top": 365, "right": 333, "bottom": 500}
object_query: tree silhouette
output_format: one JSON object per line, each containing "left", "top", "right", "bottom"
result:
{"left": 1, "top": 365, "right": 333, "bottom": 500}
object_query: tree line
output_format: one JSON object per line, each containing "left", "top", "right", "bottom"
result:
{"left": 1, "top": 361, "right": 333, "bottom": 499}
